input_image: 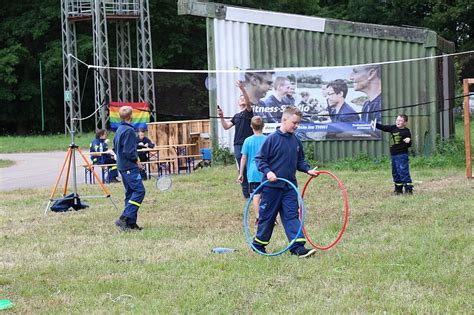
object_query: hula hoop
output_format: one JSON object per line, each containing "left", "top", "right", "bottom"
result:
{"left": 300, "top": 170, "right": 349, "bottom": 250}
{"left": 244, "top": 178, "right": 305, "bottom": 257}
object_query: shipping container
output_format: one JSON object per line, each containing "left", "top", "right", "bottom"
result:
{"left": 178, "top": 1, "right": 455, "bottom": 162}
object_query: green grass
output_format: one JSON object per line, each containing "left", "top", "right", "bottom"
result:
{"left": 0, "top": 165, "right": 472, "bottom": 313}
{"left": 0, "top": 159, "right": 14, "bottom": 168}
{"left": 0, "top": 132, "right": 98, "bottom": 153}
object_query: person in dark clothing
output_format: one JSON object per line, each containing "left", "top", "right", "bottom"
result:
{"left": 326, "top": 79, "right": 359, "bottom": 123}
{"left": 137, "top": 128, "right": 155, "bottom": 180}
{"left": 218, "top": 94, "right": 253, "bottom": 198}
{"left": 376, "top": 114, "right": 413, "bottom": 194}
{"left": 282, "top": 82, "right": 296, "bottom": 105}
{"left": 253, "top": 106, "right": 319, "bottom": 258}
{"left": 89, "top": 129, "right": 119, "bottom": 182}
{"left": 113, "top": 106, "right": 146, "bottom": 231}
{"left": 262, "top": 76, "right": 292, "bottom": 123}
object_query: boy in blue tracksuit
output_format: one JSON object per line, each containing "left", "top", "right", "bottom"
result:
{"left": 376, "top": 114, "right": 413, "bottom": 194}
{"left": 253, "top": 106, "right": 319, "bottom": 257}
{"left": 113, "top": 106, "right": 146, "bottom": 231}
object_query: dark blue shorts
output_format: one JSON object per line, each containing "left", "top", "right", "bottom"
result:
{"left": 249, "top": 182, "right": 261, "bottom": 195}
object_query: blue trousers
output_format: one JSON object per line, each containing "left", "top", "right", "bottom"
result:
{"left": 234, "top": 144, "right": 250, "bottom": 198}
{"left": 119, "top": 168, "right": 145, "bottom": 225}
{"left": 391, "top": 153, "right": 413, "bottom": 189}
{"left": 252, "top": 185, "right": 306, "bottom": 251}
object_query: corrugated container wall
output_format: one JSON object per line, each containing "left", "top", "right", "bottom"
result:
{"left": 180, "top": 1, "right": 455, "bottom": 163}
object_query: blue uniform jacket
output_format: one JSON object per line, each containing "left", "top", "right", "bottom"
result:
{"left": 361, "top": 94, "right": 382, "bottom": 122}
{"left": 255, "top": 127, "right": 310, "bottom": 188}
{"left": 113, "top": 122, "right": 139, "bottom": 171}
{"left": 329, "top": 102, "right": 359, "bottom": 123}
{"left": 137, "top": 136, "right": 155, "bottom": 149}
{"left": 90, "top": 138, "right": 113, "bottom": 164}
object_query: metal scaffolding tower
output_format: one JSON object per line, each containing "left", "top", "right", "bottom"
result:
{"left": 61, "top": 0, "right": 156, "bottom": 133}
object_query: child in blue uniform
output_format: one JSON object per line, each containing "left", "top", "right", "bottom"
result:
{"left": 113, "top": 106, "right": 146, "bottom": 231}
{"left": 253, "top": 106, "right": 319, "bottom": 257}
{"left": 376, "top": 114, "right": 413, "bottom": 194}
{"left": 89, "top": 129, "right": 119, "bottom": 182}
{"left": 238, "top": 116, "right": 266, "bottom": 226}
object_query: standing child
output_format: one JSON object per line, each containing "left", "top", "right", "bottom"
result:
{"left": 253, "top": 106, "right": 318, "bottom": 257}
{"left": 376, "top": 114, "right": 413, "bottom": 194}
{"left": 238, "top": 116, "right": 266, "bottom": 226}
{"left": 113, "top": 106, "right": 146, "bottom": 231}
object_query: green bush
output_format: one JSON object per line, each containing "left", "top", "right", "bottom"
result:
{"left": 212, "top": 145, "right": 235, "bottom": 166}
{"left": 324, "top": 136, "right": 465, "bottom": 171}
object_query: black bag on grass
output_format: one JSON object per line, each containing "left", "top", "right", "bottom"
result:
{"left": 50, "top": 193, "right": 89, "bottom": 212}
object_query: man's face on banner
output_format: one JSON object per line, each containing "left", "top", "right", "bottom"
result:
{"left": 326, "top": 86, "right": 341, "bottom": 107}
{"left": 288, "top": 84, "right": 295, "bottom": 96}
{"left": 350, "top": 66, "right": 371, "bottom": 92}
{"left": 276, "top": 79, "right": 290, "bottom": 96}
{"left": 254, "top": 73, "right": 273, "bottom": 99}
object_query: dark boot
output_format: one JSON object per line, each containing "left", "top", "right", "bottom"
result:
{"left": 394, "top": 184, "right": 403, "bottom": 195}
{"left": 404, "top": 184, "right": 413, "bottom": 195}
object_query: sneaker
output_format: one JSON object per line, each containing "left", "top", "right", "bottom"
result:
{"left": 128, "top": 223, "right": 143, "bottom": 230}
{"left": 115, "top": 219, "right": 130, "bottom": 232}
{"left": 252, "top": 246, "right": 266, "bottom": 254}
{"left": 291, "top": 247, "right": 317, "bottom": 258}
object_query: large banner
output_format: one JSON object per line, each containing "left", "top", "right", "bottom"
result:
{"left": 244, "top": 65, "right": 382, "bottom": 140}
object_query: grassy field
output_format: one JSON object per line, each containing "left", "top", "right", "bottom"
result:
{"left": 0, "top": 164, "right": 472, "bottom": 313}
{"left": 0, "top": 132, "right": 97, "bottom": 153}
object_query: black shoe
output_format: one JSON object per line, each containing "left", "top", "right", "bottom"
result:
{"left": 128, "top": 223, "right": 143, "bottom": 230}
{"left": 252, "top": 245, "right": 266, "bottom": 254}
{"left": 291, "top": 247, "right": 317, "bottom": 258}
{"left": 115, "top": 219, "right": 130, "bottom": 232}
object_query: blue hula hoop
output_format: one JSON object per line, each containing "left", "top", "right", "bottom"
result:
{"left": 243, "top": 178, "right": 306, "bottom": 257}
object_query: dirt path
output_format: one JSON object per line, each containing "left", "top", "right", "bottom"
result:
{"left": 0, "top": 151, "right": 87, "bottom": 192}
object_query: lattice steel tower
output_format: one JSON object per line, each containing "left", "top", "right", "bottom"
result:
{"left": 61, "top": 0, "right": 156, "bottom": 133}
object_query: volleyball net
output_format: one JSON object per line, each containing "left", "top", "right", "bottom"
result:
{"left": 72, "top": 50, "right": 474, "bottom": 141}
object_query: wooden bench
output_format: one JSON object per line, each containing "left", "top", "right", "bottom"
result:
{"left": 176, "top": 154, "right": 203, "bottom": 173}
{"left": 82, "top": 163, "right": 117, "bottom": 184}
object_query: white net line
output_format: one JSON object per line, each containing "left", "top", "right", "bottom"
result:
{"left": 69, "top": 50, "right": 474, "bottom": 73}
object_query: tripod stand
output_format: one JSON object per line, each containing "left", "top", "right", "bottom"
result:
{"left": 43, "top": 140, "right": 119, "bottom": 215}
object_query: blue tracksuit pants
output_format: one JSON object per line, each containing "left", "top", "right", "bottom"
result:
{"left": 391, "top": 153, "right": 413, "bottom": 190}
{"left": 252, "top": 185, "right": 306, "bottom": 251}
{"left": 119, "top": 168, "right": 145, "bottom": 225}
